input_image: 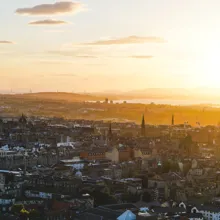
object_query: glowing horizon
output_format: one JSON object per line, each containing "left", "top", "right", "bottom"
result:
{"left": 1, "top": 0, "right": 220, "bottom": 92}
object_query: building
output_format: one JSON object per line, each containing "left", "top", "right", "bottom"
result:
{"left": 80, "top": 149, "right": 106, "bottom": 161}
{"left": 105, "top": 146, "right": 133, "bottom": 163}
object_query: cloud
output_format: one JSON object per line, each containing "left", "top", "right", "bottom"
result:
{"left": 44, "top": 30, "right": 66, "bottom": 33}
{"left": 49, "top": 50, "right": 98, "bottom": 58}
{"left": 35, "top": 60, "right": 74, "bottom": 65}
{"left": 129, "top": 55, "right": 153, "bottom": 59}
{"left": 53, "top": 73, "right": 77, "bottom": 77}
{"left": 16, "top": 1, "right": 83, "bottom": 16}
{"left": 0, "top": 41, "right": 14, "bottom": 44}
{"left": 76, "top": 55, "right": 97, "bottom": 58}
{"left": 29, "top": 19, "right": 68, "bottom": 25}
{"left": 81, "top": 36, "right": 165, "bottom": 45}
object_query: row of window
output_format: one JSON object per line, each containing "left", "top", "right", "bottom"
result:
{"left": 141, "top": 151, "right": 151, "bottom": 155}
{"left": 88, "top": 152, "right": 105, "bottom": 156}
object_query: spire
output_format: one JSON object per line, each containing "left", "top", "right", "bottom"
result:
{"left": 108, "top": 121, "right": 112, "bottom": 137}
{"left": 172, "top": 114, "right": 174, "bottom": 126}
{"left": 141, "top": 114, "right": 145, "bottom": 137}
{"left": 19, "top": 113, "right": 27, "bottom": 125}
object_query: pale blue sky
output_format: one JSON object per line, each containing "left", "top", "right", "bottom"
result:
{"left": 1, "top": 0, "right": 220, "bottom": 92}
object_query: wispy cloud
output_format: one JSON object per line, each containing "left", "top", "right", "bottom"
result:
{"left": 44, "top": 30, "right": 66, "bottom": 33}
{"left": 0, "top": 41, "right": 14, "bottom": 44}
{"left": 49, "top": 50, "right": 98, "bottom": 58}
{"left": 53, "top": 73, "right": 77, "bottom": 77}
{"left": 76, "top": 55, "right": 97, "bottom": 58}
{"left": 37, "top": 73, "right": 77, "bottom": 77}
{"left": 29, "top": 19, "right": 68, "bottom": 25}
{"left": 81, "top": 36, "right": 165, "bottom": 45}
{"left": 129, "top": 55, "right": 153, "bottom": 59}
{"left": 35, "top": 60, "right": 74, "bottom": 65}
{"left": 16, "top": 2, "right": 84, "bottom": 16}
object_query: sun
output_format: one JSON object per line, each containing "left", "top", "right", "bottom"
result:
{"left": 198, "top": 49, "right": 220, "bottom": 88}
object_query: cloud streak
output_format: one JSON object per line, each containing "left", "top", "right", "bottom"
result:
{"left": 0, "top": 41, "right": 14, "bottom": 44}
{"left": 81, "top": 36, "right": 165, "bottom": 45}
{"left": 29, "top": 19, "right": 68, "bottom": 25}
{"left": 129, "top": 55, "right": 153, "bottom": 59}
{"left": 16, "top": 2, "right": 83, "bottom": 15}
{"left": 49, "top": 50, "right": 98, "bottom": 58}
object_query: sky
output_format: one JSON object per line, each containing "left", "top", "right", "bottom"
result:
{"left": 1, "top": 0, "right": 220, "bottom": 93}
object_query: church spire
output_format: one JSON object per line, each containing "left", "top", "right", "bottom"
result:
{"left": 108, "top": 121, "right": 112, "bottom": 137}
{"left": 172, "top": 114, "right": 174, "bottom": 126}
{"left": 141, "top": 114, "right": 146, "bottom": 136}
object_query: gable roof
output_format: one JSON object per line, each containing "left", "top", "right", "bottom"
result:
{"left": 117, "top": 210, "right": 136, "bottom": 220}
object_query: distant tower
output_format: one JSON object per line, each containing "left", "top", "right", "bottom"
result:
{"left": 141, "top": 115, "right": 146, "bottom": 137}
{"left": 19, "top": 113, "right": 27, "bottom": 128}
{"left": 108, "top": 121, "right": 112, "bottom": 138}
{"left": 106, "top": 121, "right": 113, "bottom": 145}
{"left": 0, "top": 118, "right": 3, "bottom": 133}
{"left": 172, "top": 114, "right": 174, "bottom": 126}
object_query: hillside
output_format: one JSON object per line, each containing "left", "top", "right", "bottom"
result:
{"left": 3, "top": 92, "right": 106, "bottom": 102}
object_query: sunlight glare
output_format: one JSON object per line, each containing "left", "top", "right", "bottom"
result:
{"left": 199, "top": 46, "right": 220, "bottom": 88}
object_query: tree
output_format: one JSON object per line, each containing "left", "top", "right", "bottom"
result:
{"left": 29, "top": 209, "right": 40, "bottom": 219}
{"left": 142, "top": 175, "right": 148, "bottom": 188}
{"left": 19, "top": 208, "right": 29, "bottom": 220}
{"left": 183, "top": 163, "right": 191, "bottom": 176}
{"left": 142, "top": 191, "right": 152, "bottom": 203}
{"left": 121, "top": 193, "right": 140, "bottom": 203}
{"left": 11, "top": 204, "right": 23, "bottom": 214}
{"left": 162, "top": 161, "right": 171, "bottom": 173}
{"left": 91, "top": 190, "right": 117, "bottom": 206}
{"left": 170, "top": 162, "right": 180, "bottom": 172}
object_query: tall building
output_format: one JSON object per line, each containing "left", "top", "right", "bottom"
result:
{"left": 141, "top": 115, "right": 146, "bottom": 137}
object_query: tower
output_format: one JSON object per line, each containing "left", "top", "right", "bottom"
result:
{"left": 106, "top": 121, "right": 113, "bottom": 145}
{"left": 19, "top": 113, "right": 27, "bottom": 128}
{"left": 141, "top": 115, "right": 146, "bottom": 137}
{"left": 172, "top": 114, "right": 174, "bottom": 126}
{"left": 108, "top": 121, "right": 112, "bottom": 138}
{"left": 0, "top": 118, "right": 3, "bottom": 133}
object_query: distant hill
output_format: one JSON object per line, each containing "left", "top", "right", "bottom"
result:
{"left": 1, "top": 92, "right": 106, "bottom": 102}
{"left": 2, "top": 87, "right": 220, "bottom": 103}
{"left": 96, "top": 88, "right": 220, "bottom": 100}
{"left": 95, "top": 88, "right": 191, "bottom": 100}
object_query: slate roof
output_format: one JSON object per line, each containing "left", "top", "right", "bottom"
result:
{"left": 152, "top": 207, "right": 186, "bottom": 214}
{"left": 135, "top": 201, "right": 161, "bottom": 209}
{"left": 77, "top": 207, "right": 122, "bottom": 220}
{"left": 185, "top": 213, "right": 203, "bottom": 218}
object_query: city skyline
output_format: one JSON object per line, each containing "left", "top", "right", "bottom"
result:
{"left": 1, "top": 0, "right": 220, "bottom": 92}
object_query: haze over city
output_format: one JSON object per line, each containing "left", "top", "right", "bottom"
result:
{"left": 3, "top": 2, "right": 220, "bottom": 220}
{"left": 1, "top": 0, "right": 220, "bottom": 93}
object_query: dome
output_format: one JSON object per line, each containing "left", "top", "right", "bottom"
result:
{"left": 75, "top": 170, "right": 82, "bottom": 178}
{"left": 117, "top": 210, "right": 136, "bottom": 220}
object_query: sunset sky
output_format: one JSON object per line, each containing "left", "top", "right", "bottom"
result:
{"left": 1, "top": 0, "right": 220, "bottom": 93}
